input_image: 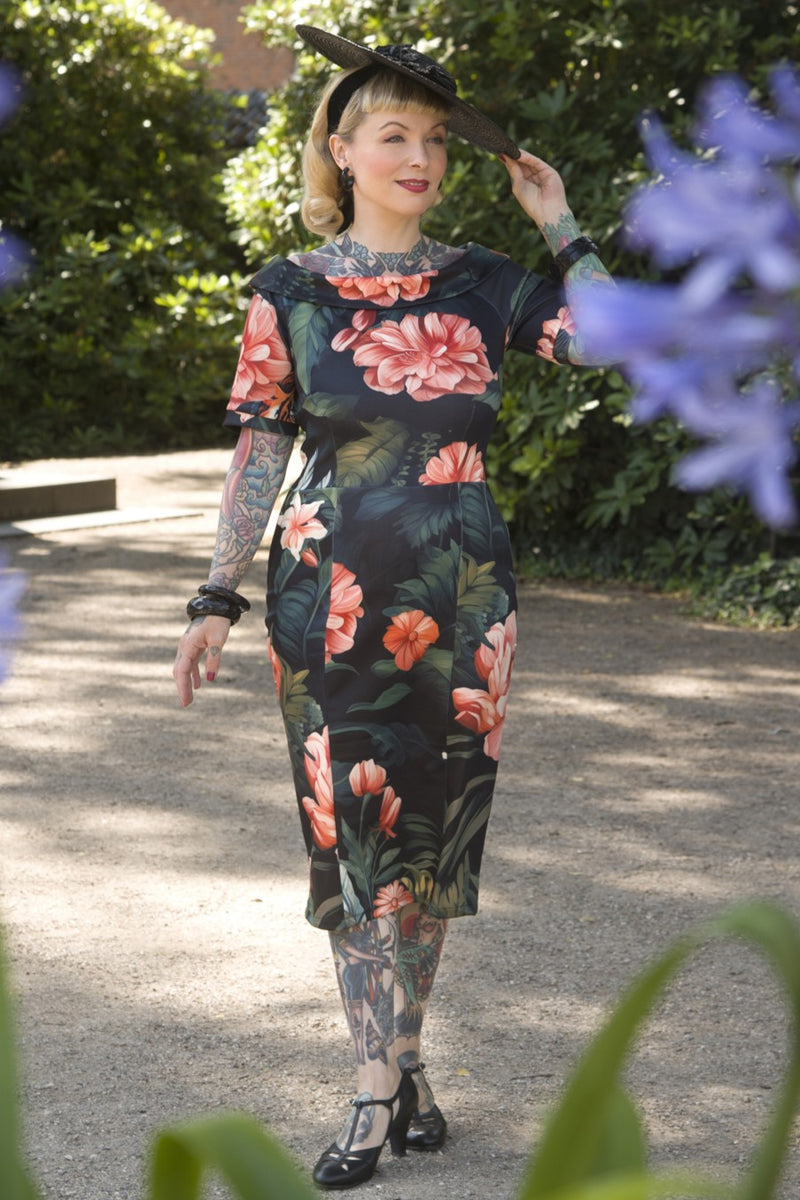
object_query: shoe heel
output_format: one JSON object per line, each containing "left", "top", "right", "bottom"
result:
{"left": 389, "top": 1124, "right": 409, "bottom": 1157}
{"left": 388, "top": 1069, "right": 416, "bottom": 1157}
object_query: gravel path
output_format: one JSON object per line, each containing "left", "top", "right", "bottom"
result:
{"left": 2, "top": 448, "right": 799, "bottom": 1199}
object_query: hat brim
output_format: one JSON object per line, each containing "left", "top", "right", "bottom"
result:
{"left": 295, "top": 24, "right": 520, "bottom": 158}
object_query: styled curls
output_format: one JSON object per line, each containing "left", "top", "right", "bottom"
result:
{"left": 300, "top": 68, "right": 451, "bottom": 239}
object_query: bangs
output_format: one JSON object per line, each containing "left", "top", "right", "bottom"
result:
{"left": 353, "top": 69, "right": 451, "bottom": 123}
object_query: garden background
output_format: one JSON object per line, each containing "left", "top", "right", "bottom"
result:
{"left": 2, "top": 0, "right": 800, "bottom": 618}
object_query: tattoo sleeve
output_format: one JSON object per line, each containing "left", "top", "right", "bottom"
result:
{"left": 207, "top": 427, "right": 293, "bottom": 590}
{"left": 541, "top": 210, "right": 615, "bottom": 366}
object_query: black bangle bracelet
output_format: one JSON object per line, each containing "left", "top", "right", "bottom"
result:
{"left": 186, "top": 595, "right": 241, "bottom": 624}
{"left": 198, "top": 583, "right": 251, "bottom": 613}
{"left": 548, "top": 235, "right": 600, "bottom": 281}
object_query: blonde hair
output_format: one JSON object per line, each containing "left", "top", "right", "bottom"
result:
{"left": 301, "top": 68, "right": 452, "bottom": 239}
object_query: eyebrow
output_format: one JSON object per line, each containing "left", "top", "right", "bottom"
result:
{"left": 377, "top": 119, "right": 448, "bottom": 132}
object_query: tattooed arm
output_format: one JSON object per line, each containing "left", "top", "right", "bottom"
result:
{"left": 500, "top": 148, "right": 613, "bottom": 365}
{"left": 173, "top": 427, "right": 293, "bottom": 707}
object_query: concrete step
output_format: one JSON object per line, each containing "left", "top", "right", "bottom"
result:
{"left": 0, "top": 475, "right": 117, "bottom": 522}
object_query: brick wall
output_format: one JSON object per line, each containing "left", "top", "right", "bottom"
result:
{"left": 160, "top": 0, "right": 294, "bottom": 91}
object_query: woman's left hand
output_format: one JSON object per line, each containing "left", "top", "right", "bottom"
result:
{"left": 499, "top": 149, "right": 571, "bottom": 230}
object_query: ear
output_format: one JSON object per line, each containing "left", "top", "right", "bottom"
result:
{"left": 328, "top": 133, "right": 348, "bottom": 169}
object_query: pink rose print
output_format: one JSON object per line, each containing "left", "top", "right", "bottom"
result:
{"left": 419, "top": 442, "right": 486, "bottom": 485}
{"left": 325, "top": 563, "right": 365, "bottom": 662}
{"left": 536, "top": 305, "right": 577, "bottom": 363}
{"left": 338, "top": 311, "right": 494, "bottom": 401}
{"left": 277, "top": 494, "right": 327, "bottom": 562}
{"left": 325, "top": 272, "right": 436, "bottom": 307}
{"left": 452, "top": 612, "right": 517, "bottom": 761}
{"left": 229, "top": 295, "right": 292, "bottom": 405}
{"left": 331, "top": 308, "right": 378, "bottom": 353}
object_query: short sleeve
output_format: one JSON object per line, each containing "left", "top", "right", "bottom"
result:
{"left": 223, "top": 293, "right": 298, "bottom": 436}
{"left": 506, "top": 270, "right": 576, "bottom": 366}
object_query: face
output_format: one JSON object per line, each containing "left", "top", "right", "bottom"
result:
{"left": 331, "top": 108, "right": 448, "bottom": 225}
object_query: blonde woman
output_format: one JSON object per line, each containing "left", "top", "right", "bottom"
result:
{"left": 174, "top": 24, "right": 612, "bottom": 1190}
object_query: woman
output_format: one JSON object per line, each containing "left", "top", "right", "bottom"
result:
{"left": 174, "top": 24, "right": 612, "bottom": 1191}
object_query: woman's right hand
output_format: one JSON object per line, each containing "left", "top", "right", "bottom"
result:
{"left": 173, "top": 615, "right": 233, "bottom": 707}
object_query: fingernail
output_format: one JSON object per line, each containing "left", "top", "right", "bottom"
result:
{"left": 206, "top": 672, "right": 216, "bottom": 682}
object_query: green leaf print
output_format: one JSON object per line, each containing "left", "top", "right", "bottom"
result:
{"left": 371, "top": 658, "right": 400, "bottom": 679}
{"left": 281, "top": 665, "right": 324, "bottom": 735}
{"left": 353, "top": 490, "right": 407, "bottom": 522}
{"left": 395, "top": 541, "right": 461, "bottom": 618}
{"left": 438, "top": 774, "right": 496, "bottom": 878}
{"left": 303, "top": 392, "right": 361, "bottom": 419}
{"left": 457, "top": 554, "right": 508, "bottom": 644}
{"left": 272, "top": 577, "right": 320, "bottom": 666}
{"left": 335, "top": 418, "right": 410, "bottom": 487}
{"left": 286, "top": 302, "right": 332, "bottom": 387}
{"left": 393, "top": 497, "right": 461, "bottom": 549}
{"left": 346, "top": 682, "right": 412, "bottom": 715}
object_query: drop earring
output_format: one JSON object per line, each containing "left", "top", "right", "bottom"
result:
{"left": 340, "top": 165, "right": 354, "bottom": 192}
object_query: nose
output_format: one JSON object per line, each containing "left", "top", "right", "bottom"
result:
{"left": 406, "top": 140, "right": 429, "bottom": 167}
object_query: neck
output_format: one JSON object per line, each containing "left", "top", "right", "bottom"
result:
{"left": 336, "top": 231, "right": 430, "bottom": 273}
{"left": 343, "top": 213, "right": 424, "bottom": 257}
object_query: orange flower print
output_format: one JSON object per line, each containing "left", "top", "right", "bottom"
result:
{"left": 373, "top": 880, "right": 414, "bottom": 917}
{"left": 419, "top": 442, "right": 486, "bottom": 485}
{"left": 349, "top": 759, "right": 388, "bottom": 797}
{"left": 325, "top": 272, "right": 436, "bottom": 307}
{"left": 452, "top": 612, "right": 517, "bottom": 761}
{"left": 277, "top": 493, "right": 327, "bottom": 561}
{"left": 378, "top": 786, "right": 402, "bottom": 838}
{"left": 325, "top": 563, "right": 365, "bottom": 662}
{"left": 536, "top": 305, "right": 577, "bottom": 363}
{"left": 229, "top": 295, "right": 292, "bottom": 405}
{"left": 331, "top": 308, "right": 377, "bottom": 353}
{"left": 383, "top": 610, "right": 440, "bottom": 671}
{"left": 301, "top": 727, "right": 336, "bottom": 850}
{"left": 301, "top": 547, "right": 318, "bottom": 568}
{"left": 346, "top": 312, "right": 495, "bottom": 401}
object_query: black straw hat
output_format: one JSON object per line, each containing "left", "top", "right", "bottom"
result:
{"left": 295, "top": 24, "right": 520, "bottom": 158}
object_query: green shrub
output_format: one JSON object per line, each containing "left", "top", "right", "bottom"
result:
{"left": 0, "top": 0, "right": 246, "bottom": 459}
{"left": 689, "top": 554, "right": 800, "bottom": 629}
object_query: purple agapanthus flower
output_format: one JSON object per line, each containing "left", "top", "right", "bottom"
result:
{"left": 575, "top": 63, "right": 800, "bottom": 529}
{"left": 674, "top": 380, "right": 800, "bottom": 528}
{"left": 0, "top": 562, "right": 26, "bottom": 685}
{"left": 694, "top": 74, "right": 800, "bottom": 163}
{"left": 0, "top": 62, "right": 21, "bottom": 125}
{"left": 0, "top": 231, "right": 29, "bottom": 284}
{"left": 0, "top": 63, "right": 27, "bottom": 287}
{"left": 627, "top": 115, "right": 800, "bottom": 304}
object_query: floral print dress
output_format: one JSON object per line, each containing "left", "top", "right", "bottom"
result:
{"left": 225, "top": 242, "right": 570, "bottom": 931}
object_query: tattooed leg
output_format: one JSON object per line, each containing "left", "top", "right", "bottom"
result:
{"left": 393, "top": 905, "right": 447, "bottom": 1114}
{"left": 329, "top": 917, "right": 401, "bottom": 1151}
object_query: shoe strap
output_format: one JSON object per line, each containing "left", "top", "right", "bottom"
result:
{"left": 350, "top": 1072, "right": 407, "bottom": 1112}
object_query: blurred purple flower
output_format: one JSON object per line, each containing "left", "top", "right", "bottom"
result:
{"left": 694, "top": 74, "right": 800, "bottom": 163}
{"left": 0, "top": 562, "right": 26, "bottom": 685}
{"left": 0, "top": 63, "right": 28, "bottom": 288}
{"left": 674, "top": 380, "right": 800, "bottom": 528}
{"left": 0, "top": 231, "right": 30, "bottom": 285}
{"left": 627, "top": 115, "right": 800, "bottom": 303}
{"left": 576, "top": 64, "right": 800, "bottom": 529}
{"left": 0, "top": 62, "right": 21, "bottom": 125}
